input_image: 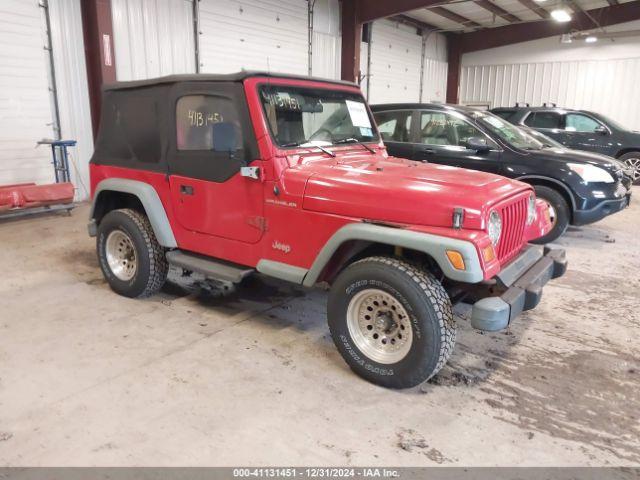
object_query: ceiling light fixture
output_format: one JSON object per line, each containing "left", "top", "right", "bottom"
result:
{"left": 585, "top": 35, "right": 598, "bottom": 43}
{"left": 551, "top": 8, "right": 572, "bottom": 22}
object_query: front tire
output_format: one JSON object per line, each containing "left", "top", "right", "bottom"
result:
{"left": 531, "top": 185, "right": 570, "bottom": 244}
{"left": 97, "top": 208, "right": 168, "bottom": 298}
{"left": 618, "top": 152, "right": 640, "bottom": 185}
{"left": 327, "top": 256, "right": 455, "bottom": 389}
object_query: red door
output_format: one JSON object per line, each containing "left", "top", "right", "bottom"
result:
{"left": 168, "top": 82, "right": 265, "bottom": 244}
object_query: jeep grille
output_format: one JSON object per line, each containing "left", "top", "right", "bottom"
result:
{"left": 495, "top": 194, "right": 529, "bottom": 265}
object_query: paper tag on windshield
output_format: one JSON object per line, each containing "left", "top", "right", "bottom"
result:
{"left": 346, "top": 100, "right": 372, "bottom": 128}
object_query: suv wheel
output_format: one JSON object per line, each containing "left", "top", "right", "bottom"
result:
{"left": 327, "top": 256, "right": 455, "bottom": 389}
{"left": 530, "top": 185, "right": 570, "bottom": 244}
{"left": 618, "top": 152, "right": 640, "bottom": 185}
{"left": 97, "top": 208, "right": 168, "bottom": 298}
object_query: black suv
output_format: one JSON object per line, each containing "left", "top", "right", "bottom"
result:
{"left": 371, "top": 103, "right": 632, "bottom": 244}
{"left": 491, "top": 105, "right": 640, "bottom": 185}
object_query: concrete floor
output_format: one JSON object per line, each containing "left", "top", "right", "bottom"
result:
{"left": 0, "top": 190, "right": 638, "bottom": 467}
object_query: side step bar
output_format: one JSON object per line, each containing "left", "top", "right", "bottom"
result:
{"left": 166, "top": 250, "right": 254, "bottom": 283}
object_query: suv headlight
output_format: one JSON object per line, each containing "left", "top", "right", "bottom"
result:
{"left": 526, "top": 193, "right": 536, "bottom": 225}
{"left": 488, "top": 210, "right": 502, "bottom": 246}
{"left": 568, "top": 163, "right": 615, "bottom": 183}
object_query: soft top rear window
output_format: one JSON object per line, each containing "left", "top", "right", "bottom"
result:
{"left": 259, "top": 85, "right": 379, "bottom": 148}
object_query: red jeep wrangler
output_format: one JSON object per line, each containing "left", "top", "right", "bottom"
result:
{"left": 88, "top": 72, "right": 566, "bottom": 388}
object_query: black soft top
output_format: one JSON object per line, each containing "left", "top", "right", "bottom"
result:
{"left": 104, "top": 71, "right": 358, "bottom": 91}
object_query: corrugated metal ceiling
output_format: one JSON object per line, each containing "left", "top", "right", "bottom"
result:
{"left": 406, "top": 0, "right": 633, "bottom": 32}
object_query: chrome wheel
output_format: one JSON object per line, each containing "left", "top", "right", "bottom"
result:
{"left": 105, "top": 230, "right": 137, "bottom": 281}
{"left": 623, "top": 157, "right": 640, "bottom": 183}
{"left": 539, "top": 199, "right": 557, "bottom": 227}
{"left": 346, "top": 289, "right": 413, "bottom": 364}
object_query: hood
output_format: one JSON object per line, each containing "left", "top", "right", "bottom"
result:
{"left": 298, "top": 152, "right": 530, "bottom": 230}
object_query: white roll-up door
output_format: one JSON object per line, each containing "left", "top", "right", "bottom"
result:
{"left": 0, "top": 0, "right": 57, "bottom": 186}
{"left": 367, "top": 20, "right": 423, "bottom": 104}
{"left": 198, "top": 0, "right": 308, "bottom": 75}
{"left": 111, "top": 0, "right": 196, "bottom": 81}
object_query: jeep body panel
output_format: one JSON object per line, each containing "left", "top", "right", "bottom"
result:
{"left": 90, "top": 178, "right": 177, "bottom": 247}
{"left": 90, "top": 74, "right": 551, "bottom": 288}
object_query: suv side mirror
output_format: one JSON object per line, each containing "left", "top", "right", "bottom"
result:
{"left": 212, "top": 122, "right": 238, "bottom": 154}
{"left": 466, "top": 136, "right": 491, "bottom": 152}
{"left": 594, "top": 125, "right": 608, "bottom": 135}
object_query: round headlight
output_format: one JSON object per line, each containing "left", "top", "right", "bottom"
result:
{"left": 488, "top": 210, "right": 502, "bottom": 246}
{"left": 527, "top": 193, "right": 536, "bottom": 225}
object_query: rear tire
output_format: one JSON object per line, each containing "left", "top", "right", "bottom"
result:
{"left": 97, "top": 208, "right": 168, "bottom": 298}
{"left": 531, "top": 185, "right": 570, "bottom": 244}
{"left": 618, "top": 152, "right": 640, "bottom": 185}
{"left": 327, "top": 256, "right": 455, "bottom": 389}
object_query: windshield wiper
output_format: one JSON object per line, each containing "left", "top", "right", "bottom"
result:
{"left": 279, "top": 140, "right": 336, "bottom": 157}
{"left": 334, "top": 137, "right": 376, "bottom": 154}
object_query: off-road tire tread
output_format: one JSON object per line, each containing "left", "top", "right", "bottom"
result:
{"left": 329, "top": 256, "right": 455, "bottom": 386}
{"left": 101, "top": 208, "right": 168, "bottom": 298}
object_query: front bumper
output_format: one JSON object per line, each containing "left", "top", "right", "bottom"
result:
{"left": 470, "top": 246, "right": 567, "bottom": 331}
{"left": 573, "top": 190, "right": 631, "bottom": 226}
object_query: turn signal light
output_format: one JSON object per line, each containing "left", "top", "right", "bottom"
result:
{"left": 482, "top": 245, "right": 496, "bottom": 263}
{"left": 446, "top": 250, "right": 466, "bottom": 270}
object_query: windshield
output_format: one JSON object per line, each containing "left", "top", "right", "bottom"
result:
{"left": 259, "top": 85, "right": 378, "bottom": 147}
{"left": 470, "top": 110, "right": 545, "bottom": 150}
{"left": 521, "top": 127, "right": 564, "bottom": 148}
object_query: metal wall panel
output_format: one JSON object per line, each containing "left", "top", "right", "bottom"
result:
{"left": 0, "top": 0, "right": 56, "bottom": 186}
{"left": 48, "top": 0, "right": 94, "bottom": 200}
{"left": 198, "top": 0, "right": 308, "bottom": 75}
{"left": 112, "top": 0, "right": 196, "bottom": 81}
{"left": 461, "top": 58, "right": 640, "bottom": 130}
{"left": 311, "top": 0, "right": 340, "bottom": 79}
{"left": 421, "top": 57, "right": 448, "bottom": 103}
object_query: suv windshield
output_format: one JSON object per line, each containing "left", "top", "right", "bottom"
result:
{"left": 259, "top": 85, "right": 378, "bottom": 148}
{"left": 471, "top": 110, "right": 544, "bottom": 150}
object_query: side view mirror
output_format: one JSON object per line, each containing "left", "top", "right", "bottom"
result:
{"left": 212, "top": 122, "right": 237, "bottom": 153}
{"left": 466, "top": 136, "right": 491, "bottom": 152}
{"left": 594, "top": 125, "right": 608, "bottom": 135}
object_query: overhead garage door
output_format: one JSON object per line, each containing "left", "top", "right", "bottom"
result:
{"left": 198, "top": 0, "right": 308, "bottom": 75}
{"left": 0, "top": 0, "right": 57, "bottom": 186}
{"left": 367, "top": 20, "right": 423, "bottom": 104}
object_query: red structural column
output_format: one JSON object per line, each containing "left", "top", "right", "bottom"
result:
{"left": 81, "top": 0, "right": 117, "bottom": 138}
{"left": 445, "top": 34, "right": 462, "bottom": 104}
{"left": 340, "top": 0, "right": 362, "bottom": 83}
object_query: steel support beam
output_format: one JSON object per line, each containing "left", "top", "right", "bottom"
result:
{"left": 446, "top": 34, "right": 462, "bottom": 104}
{"left": 340, "top": 0, "right": 362, "bottom": 82}
{"left": 81, "top": 0, "right": 116, "bottom": 138}
{"left": 457, "top": 1, "right": 640, "bottom": 52}
{"left": 430, "top": 6, "right": 482, "bottom": 28}
{"left": 357, "top": 0, "right": 447, "bottom": 23}
{"left": 474, "top": 0, "right": 521, "bottom": 23}
{"left": 516, "top": 0, "right": 549, "bottom": 19}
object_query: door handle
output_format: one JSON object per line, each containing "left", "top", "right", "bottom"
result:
{"left": 180, "top": 184, "right": 194, "bottom": 195}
